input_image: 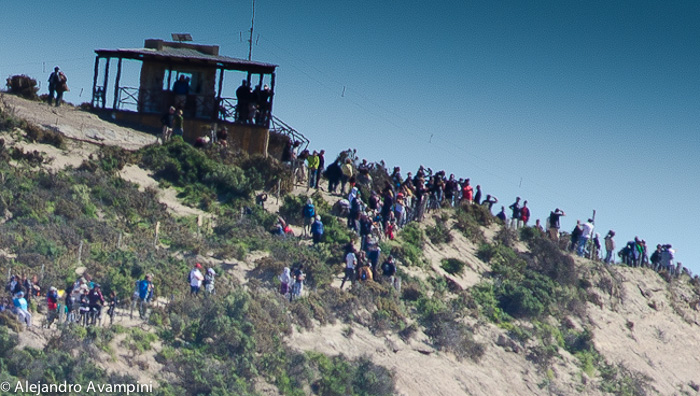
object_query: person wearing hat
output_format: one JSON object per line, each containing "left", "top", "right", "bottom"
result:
{"left": 13, "top": 291, "right": 31, "bottom": 327}
{"left": 204, "top": 268, "right": 216, "bottom": 296}
{"left": 189, "top": 263, "right": 204, "bottom": 296}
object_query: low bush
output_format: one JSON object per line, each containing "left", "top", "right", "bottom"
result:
{"left": 399, "top": 222, "right": 425, "bottom": 248}
{"left": 453, "top": 205, "right": 486, "bottom": 243}
{"left": 441, "top": 258, "right": 468, "bottom": 276}
{"left": 425, "top": 215, "right": 453, "bottom": 244}
{"left": 306, "top": 352, "right": 396, "bottom": 396}
{"left": 5, "top": 75, "right": 39, "bottom": 100}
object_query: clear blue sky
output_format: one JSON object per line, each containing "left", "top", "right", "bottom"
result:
{"left": 2, "top": 1, "right": 699, "bottom": 272}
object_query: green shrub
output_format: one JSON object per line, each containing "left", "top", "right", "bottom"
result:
{"left": 453, "top": 206, "right": 485, "bottom": 243}
{"left": 519, "top": 225, "right": 544, "bottom": 243}
{"left": 306, "top": 352, "right": 396, "bottom": 396}
{"left": 441, "top": 258, "right": 468, "bottom": 276}
{"left": 139, "top": 139, "right": 252, "bottom": 207}
{"left": 494, "top": 226, "right": 517, "bottom": 247}
{"left": 279, "top": 194, "right": 309, "bottom": 226}
{"left": 425, "top": 215, "right": 453, "bottom": 244}
{"left": 399, "top": 222, "right": 425, "bottom": 248}
{"left": 458, "top": 202, "right": 493, "bottom": 226}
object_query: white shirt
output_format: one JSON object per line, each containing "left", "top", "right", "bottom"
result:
{"left": 581, "top": 222, "right": 594, "bottom": 239}
{"left": 190, "top": 269, "right": 203, "bottom": 287}
{"left": 345, "top": 252, "right": 357, "bottom": 269}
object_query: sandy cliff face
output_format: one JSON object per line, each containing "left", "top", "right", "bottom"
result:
{"left": 289, "top": 225, "right": 700, "bottom": 396}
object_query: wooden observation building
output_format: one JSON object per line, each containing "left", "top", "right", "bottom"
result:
{"left": 91, "top": 39, "right": 307, "bottom": 156}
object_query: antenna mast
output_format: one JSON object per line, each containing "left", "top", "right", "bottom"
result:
{"left": 248, "top": 0, "right": 255, "bottom": 61}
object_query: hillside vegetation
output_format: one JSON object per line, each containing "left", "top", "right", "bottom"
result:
{"left": 1, "top": 93, "right": 700, "bottom": 396}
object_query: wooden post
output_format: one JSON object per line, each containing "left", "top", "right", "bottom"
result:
{"left": 92, "top": 57, "right": 99, "bottom": 107}
{"left": 197, "top": 215, "right": 203, "bottom": 237}
{"left": 277, "top": 179, "right": 281, "bottom": 205}
{"left": 268, "top": 72, "right": 276, "bottom": 127}
{"left": 112, "top": 58, "right": 122, "bottom": 109}
{"left": 217, "top": 68, "right": 225, "bottom": 100}
{"left": 117, "top": 232, "right": 122, "bottom": 249}
{"left": 102, "top": 57, "right": 110, "bottom": 109}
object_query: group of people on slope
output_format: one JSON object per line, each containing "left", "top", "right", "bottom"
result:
{"left": 188, "top": 262, "right": 216, "bottom": 297}
{"left": 3, "top": 272, "right": 122, "bottom": 329}
{"left": 340, "top": 243, "right": 398, "bottom": 291}
{"left": 278, "top": 265, "right": 305, "bottom": 302}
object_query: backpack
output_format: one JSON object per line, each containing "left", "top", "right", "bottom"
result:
{"left": 381, "top": 262, "right": 391, "bottom": 274}
{"left": 303, "top": 204, "right": 315, "bottom": 218}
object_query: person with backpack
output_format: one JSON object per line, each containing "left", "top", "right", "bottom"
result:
{"left": 357, "top": 262, "right": 373, "bottom": 282}
{"left": 340, "top": 158, "right": 353, "bottom": 195}
{"left": 46, "top": 287, "right": 59, "bottom": 327}
{"left": 13, "top": 291, "right": 31, "bottom": 328}
{"left": 290, "top": 265, "right": 305, "bottom": 301}
{"left": 303, "top": 198, "right": 315, "bottom": 237}
{"left": 189, "top": 263, "right": 204, "bottom": 296}
{"left": 137, "top": 274, "right": 154, "bottom": 319}
{"left": 311, "top": 215, "right": 324, "bottom": 245}
{"left": 381, "top": 256, "right": 397, "bottom": 288}
{"left": 87, "top": 284, "right": 105, "bottom": 325}
{"left": 48, "top": 66, "right": 68, "bottom": 107}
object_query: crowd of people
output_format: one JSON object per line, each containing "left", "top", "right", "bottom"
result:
{"left": 0, "top": 271, "right": 157, "bottom": 330}
{"left": 281, "top": 144, "right": 690, "bottom": 283}
{"left": 235, "top": 80, "right": 273, "bottom": 126}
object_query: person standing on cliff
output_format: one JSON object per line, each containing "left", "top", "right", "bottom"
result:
{"left": 48, "top": 67, "right": 68, "bottom": 107}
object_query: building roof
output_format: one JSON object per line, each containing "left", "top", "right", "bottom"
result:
{"left": 95, "top": 39, "right": 277, "bottom": 74}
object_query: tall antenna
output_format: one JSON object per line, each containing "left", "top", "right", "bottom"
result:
{"left": 248, "top": 0, "right": 256, "bottom": 61}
